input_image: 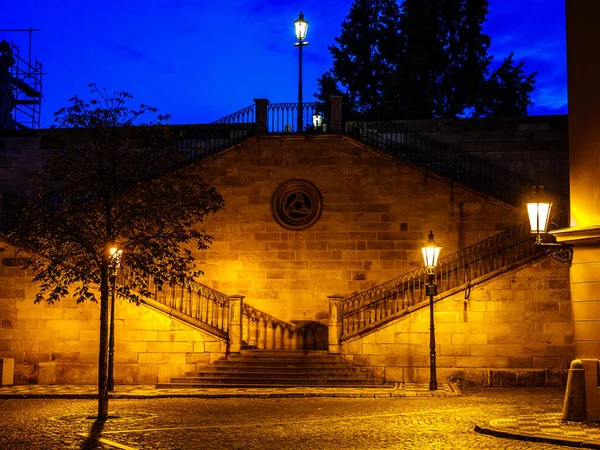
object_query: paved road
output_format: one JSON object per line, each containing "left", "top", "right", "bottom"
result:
{"left": 0, "top": 387, "right": 571, "bottom": 449}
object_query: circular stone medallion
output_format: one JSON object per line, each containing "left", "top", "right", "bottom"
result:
{"left": 270, "top": 179, "right": 323, "bottom": 231}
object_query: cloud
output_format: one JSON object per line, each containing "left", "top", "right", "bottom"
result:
{"left": 149, "top": 59, "right": 176, "bottom": 74}
{"left": 114, "top": 44, "right": 145, "bottom": 61}
{"left": 239, "top": 0, "right": 295, "bottom": 18}
{"left": 304, "top": 50, "right": 331, "bottom": 66}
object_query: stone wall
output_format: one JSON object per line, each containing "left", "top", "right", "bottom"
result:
{"left": 191, "top": 135, "right": 524, "bottom": 323}
{"left": 0, "top": 135, "right": 44, "bottom": 199}
{"left": 0, "top": 131, "right": 572, "bottom": 386}
{"left": 341, "top": 256, "right": 573, "bottom": 386}
{"left": 0, "top": 243, "right": 226, "bottom": 385}
{"left": 393, "top": 115, "right": 569, "bottom": 194}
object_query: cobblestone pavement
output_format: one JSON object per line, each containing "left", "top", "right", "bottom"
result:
{"left": 0, "top": 383, "right": 458, "bottom": 399}
{"left": 0, "top": 386, "right": 594, "bottom": 449}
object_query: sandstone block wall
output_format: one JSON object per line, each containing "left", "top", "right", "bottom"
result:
{"left": 0, "top": 244, "right": 226, "bottom": 385}
{"left": 341, "top": 257, "right": 573, "bottom": 386}
{"left": 191, "top": 135, "right": 524, "bottom": 323}
{"left": 0, "top": 131, "right": 571, "bottom": 386}
{"left": 0, "top": 136, "right": 45, "bottom": 199}
{"left": 393, "top": 115, "right": 569, "bottom": 194}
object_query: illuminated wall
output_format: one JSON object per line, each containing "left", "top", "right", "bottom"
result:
{"left": 341, "top": 257, "right": 573, "bottom": 385}
{"left": 190, "top": 135, "right": 525, "bottom": 323}
{"left": 0, "top": 242, "right": 226, "bottom": 385}
{"left": 0, "top": 130, "right": 573, "bottom": 385}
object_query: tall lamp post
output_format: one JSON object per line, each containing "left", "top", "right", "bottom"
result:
{"left": 421, "top": 230, "right": 442, "bottom": 391}
{"left": 294, "top": 12, "right": 308, "bottom": 132}
{"left": 107, "top": 246, "right": 122, "bottom": 392}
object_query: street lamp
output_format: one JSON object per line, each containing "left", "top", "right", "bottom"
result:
{"left": 527, "top": 185, "right": 552, "bottom": 245}
{"left": 312, "top": 112, "right": 323, "bottom": 131}
{"left": 108, "top": 246, "right": 122, "bottom": 392}
{"left": 294, "top": 12, "right": 309, "bottom": 132}
{"left": 526, "top": 186, "right": 572, "bottom": 263}
{"left": 421, "top": 230, "right": 442, "bottom": 391}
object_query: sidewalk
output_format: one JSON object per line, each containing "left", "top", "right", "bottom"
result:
{"left": 3, "top": 383, "right": 600, "bottom": 448}
{"left": 0, "top": 382, "right": 459, "bottom": 399}
{"left": 475, "top": 413, "right": 600, "bottom": 449}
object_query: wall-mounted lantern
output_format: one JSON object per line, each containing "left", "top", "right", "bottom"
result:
{"left": 526, "top": 186, "right": 572, "bottom": 263}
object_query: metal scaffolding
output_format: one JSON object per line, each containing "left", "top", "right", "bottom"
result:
{"left": 0, "top": 29, "right": 43, "bottom": 130}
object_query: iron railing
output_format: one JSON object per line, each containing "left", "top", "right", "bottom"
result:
{"left": 26, "top": 117, "right": 257, "bottom": 221}
{"left": 346, "top": 120, "right": 569, "bottom": 226}
{"left": 339, "top": 222, "right": 541, "bottom": 341}
{"left": 242, "top": 303, "right": 327, "bottom": 350}
{"left": 127, "top": 271, "right": 326, "bottom": 348}
{"left": 169, "top": 124, "right": 254, "bottom": 168}
{"left": 148, "top": 277, "right": 230, "bottom": 337}
{"left": 266, "top": 102, "right": 320, "bottom": 133}
{"left": 212, "top": 104, "right": 256, "bottom": 125}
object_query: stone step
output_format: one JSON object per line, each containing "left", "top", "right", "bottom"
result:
{"left": 225, "top": 354, "right": 334, "bottom": 362}
{"left": 194, "top": 365, "right": 368, "bottom": 374}
{"left": 237, "top": 350, "right": 329, "bottom": 357}
{"left": 162, "top": 350, "right": 386, "bottom": 389}
{"left": 158, "top": 377, "right": 384, "bottom": 388}
{"left": 215, "top": 358, "right": 360, "bottom": 367}
{"left": 173, "top": 372, "right": 374, "bottom": 381}
{"left": 156, "top": 382, "right": 388, "bottom": 389}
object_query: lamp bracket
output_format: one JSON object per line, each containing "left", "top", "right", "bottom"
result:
{"left": 532, "top": 237, "right": 573, "bottom": 264}
{"left": 544, "top": 244, "right": 573, "bottom": 264}
{"left": 534, "top": 241, "right": 572, "bottom": 263}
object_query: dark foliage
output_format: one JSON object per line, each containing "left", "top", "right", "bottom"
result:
{"left": 9, "top": 84, "right": 224, "bottom": 420}
{"left": 11, "top": 84, "right": 224, "bottom": 305}
{"left": 316, "top": 0, "right": 537, "bottom": 120}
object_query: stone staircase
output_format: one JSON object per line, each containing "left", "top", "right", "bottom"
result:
{"left": 157, "top": 350, "right": 389, "bottom": 388}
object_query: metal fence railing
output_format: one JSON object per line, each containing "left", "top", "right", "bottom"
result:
{"left": 346, "top": 120, "right": 569, "bottom": 227}
{"left": 266, "top": 102, "right": 320, "bottom": 133}
{"left": 339, "top": 222, "right": 541, "bottom": 341}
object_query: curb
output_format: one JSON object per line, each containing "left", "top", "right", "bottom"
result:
{"left": 474, "top": 423, "right": 600, "bottom": 449}
{"left": 0, "top": 383, "right": 462, "bottom": 400}
{"left": 0, "top": 391, "right": 437, "bottom": 400}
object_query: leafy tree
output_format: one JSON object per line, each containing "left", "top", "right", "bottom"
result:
{"left": 10, "top": 85, "right": 224, "bottom": 420}
{"left": 473, "top": 53, "right": 537, "bottom": 117}
{"left": 314, "top": 0, "right": 402, "bottom": 119}
{"left": 316, "top": 0, "right": 536, "bottom": 119}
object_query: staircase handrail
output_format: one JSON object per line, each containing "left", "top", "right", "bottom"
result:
{"left": 242, "top": 303, "right": 295, "bottom": 331}
{"left": 241, "top": 303, "right": 327, "bottom": 350}
{"left": 211, "top": 104, "right": 256, "bottom": 125}
{"left": 346, "top": 120, "right": 569, "bottom": 226}
{"left": 143, "top": 275, "right": 231, "bottom": 338}
{"left": 339, "top": 222, "right": 541, "bottom": 341}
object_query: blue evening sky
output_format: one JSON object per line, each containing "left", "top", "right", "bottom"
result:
{"left": 4, "top": 0, "right": 566, "bottom": 127}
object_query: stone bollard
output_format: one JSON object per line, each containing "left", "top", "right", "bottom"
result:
{"left": 562, "top": 359, "right": 586, "bottom": 422}
{"left": 0, "top": 358, "right": 14, "bottom": 386}
{"left": 328, "top": 295, "right": 344, "bottom": 354}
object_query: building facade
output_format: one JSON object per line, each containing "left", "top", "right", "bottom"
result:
{"left": 0, "top": 114, "right": 573, "bottom": 385}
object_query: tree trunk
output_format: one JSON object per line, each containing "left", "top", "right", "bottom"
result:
{"left": 97, "top": 267, "right": 110, "bottom": 420}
